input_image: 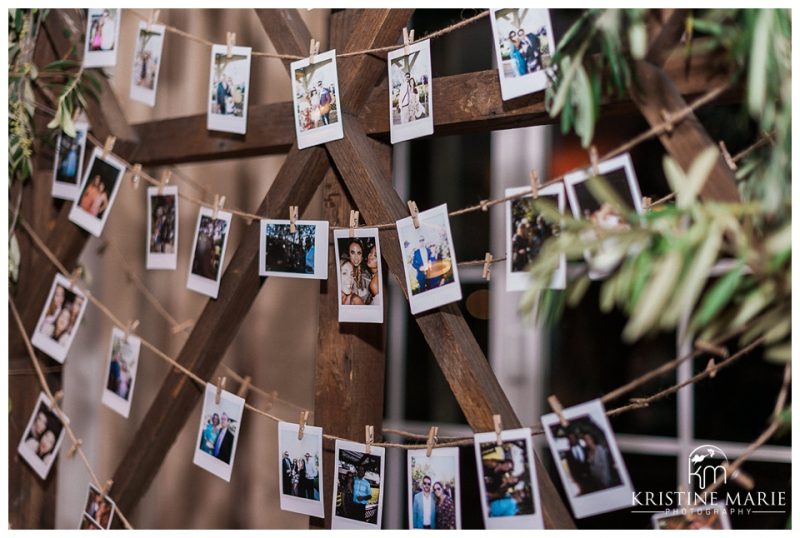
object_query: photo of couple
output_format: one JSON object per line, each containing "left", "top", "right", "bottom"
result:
{"left": 101, "top": 327, "right": 141, "bottom": 418}
{"left": 82, "top": 484, "right": 115, "bottom": 530}
{"left": 199, "top": 411, "right": 237, "bottom": 463}
{"left": 69, "top": 150, "right": 126, "bottom": 237}
{"left": 407, "top": 447, "right": 460, "bottom": 530}
{"left": 32, "top": 274, "right": 88, "bottom": 363}
{"left": 290, "top": 50, "right": 344, "bottom": 148}
{"left": 207, "top": 45, "right": 251, "bottom": 134}
{"left": 193, "top": 384, "right": 245, "bottom": 482}
{"left": 388, "top": 39, "right": 434, "bottom": 143}
{"left": 18, "top": 392, "right": 68, "bottom": 480}
{"left": 332, "top": 441, "right": 385, "bottom": 529}
{"left": 278, "top": 422, "right": 324, "bottom": 517}
{"left": 52, "top": 123, "right": 88, "bottom": 201}
{"left": 490, "top": 9, "right": 554, "bottom": 100}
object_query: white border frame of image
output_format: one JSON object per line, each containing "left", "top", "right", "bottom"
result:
{"left": 505, "top": 183, "right": 566, "bottom": 291}
{"left": 489, "top": 8, "right": 555, "bottom": 101}
{"left": 331, "top": 439, "right": 386, "bottom": 530}
{"left": 258, "top": 219, "right": 330, "bottom": 280}
{"left": 333, "top": 227, "right": 384, "bottom": 323}
{"left": 563, "top": 152, "right": 644, "bottom": 280}
{"left": 17, "top": 392, "right": 69, "bottom": 480}
{"left": 83, "top": 8, "right": 121, "bottom": 68}
{"left": 541, "top": 398, "right": 635, "bottom": 519}
{"left": 146, "top": 185, "right": 179, "bottom": 270}
{"left": 406, "top": 446, "right": 462, "bottom": 530}
{"left": 80, "top": 483, "right": 117, "bottom": 530}
{"left": 395, "top": 203, "right": 462, "bottom": 315}
{"left": 473, "top": 427, "right": 544, "bottom": 529}
{"left": 100, "top": 326, "right": 141, "bottom": 419}
{"left": 290, "top": 49, "right": 345, "bottom": 149}
{"left": 277, "top": 421, "right": 326, "bottom": 518}
{"left": 31, "top": 272, "right": 89, "bottom": 363}
{"left": 206, "top": 44, "right": 252, "bottom": 134}
{"left": 192, "top": 384, "right": 245, "bottom": 482}
{"left": 186, "top": 206, "right": 233, "bottom": 299}
{"left": 651, "top": 503, "right": 732, "bottom": 530}
{"left": 68, "top": 148, "right": 127, "bottom": 237}
{"left": 51, "top": 120, "right": 89, "bottom": 201}
{"left": 387, "top": 39, "right": 434, "bottom": 144}
{"left": 129, "top": 21, "right": 166, "bottom": 107}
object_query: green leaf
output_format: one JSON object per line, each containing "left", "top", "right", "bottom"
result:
{"left": 748, "top": 9, "right": 772, "bottom": 117}
{"left": 43, "top": 59, "right": 81, "bottom": 71}
{"left": 628, "top": 22, "right": 647, "bottom": 59}
{"left": 764, "top": 342, "right": 791, "bottom": 363}
{"left": 9, "top": 233, "right": 21, "bottom": 283}
{"left": 623, "top": 250, "right": 684, "bottom": 341}
{"left": 572, "top": 63, "right": 595, "bottom": 147}
{"left": 663, "top": 146, "right": 720, "bottom": 209}
{"left": 731, "top": 282, "right": 775, "bottom": 328}
{"left": 566, "top": 274, "right": 591, "bottom": 307}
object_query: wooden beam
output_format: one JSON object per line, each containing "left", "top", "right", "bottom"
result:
{"left": 645, "top": 9, "right": 688, "bottom": 67}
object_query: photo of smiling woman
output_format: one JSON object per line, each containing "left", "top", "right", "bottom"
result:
{"left": 333, "top": 228, "right": 383, "bottom": 323}
{"left": 18, "top": 392, "right": 68, "bottom": 480}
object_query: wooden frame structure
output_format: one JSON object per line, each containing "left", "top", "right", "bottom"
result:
{"left": 9, "top": 8, "right": 740, "bottom": 529}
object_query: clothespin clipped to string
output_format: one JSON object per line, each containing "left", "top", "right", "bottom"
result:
{"left": 130, "top": 163, "right": 142, "bottom": 190}
{"left": 212, "top": 194, "right": 226, "bottom": 220}
{"left": 365, "top": 425, "right": 374, "bottom": 455}
{"left": 265, "top": 389, "right": 278, "bottom": 411}
{"left": 298, "top": 410, "right": 310, "bottom": 440}
{"left": 661, "top": 109, "right": 675, "bottom": 135}
{"left": 482, "top": 252, "right": 493, "bottom": 281}
{"left": 529, "top": 170, "right": 539, "bottom": 198}
{"left": 158, "top": 170, "right": 171, "bottom": 195}
{"left": 68, "top": 438, "right": 83, "bottom": 458}
{"left": 102, "top": 136, "right": 116, "bottom": 158}
{"left": 718, "top": 140, "right": 738, "bottom": 171}
{"left": 705, "top": 358, "right": 718, "bottom": 379}
{"left": 147, "top": 9, "right": 160, "bottom": 32}
{"left": 402, "top": 27, "right": 415, "bottom": 56}
{"left": 588, "top": 145, "right": 600, "bottom": 177}
{"left": 170, "top": 319, "right": 194, "bottom": 335}
{"left": 124, "top": 320, "right": 140, "bottom": 343}
{"left": 492, "top": 414, "right": 503, "bottom": 446}
{"left": 348, "top": 210, "right": 359, "bottom": 238}
{"left": 101, "top": 479, "right": 114, "bottom": 497}
{"left": 694, "top": 339, "right": 729, "bottom": 359}
{"left": 215, "top": 376, "right": 226, "bottom": 405}
{"left": 407, "top": 200, "right": 420, "bottom": 229}
{"left": 425, "top": 426, "right": 438, "bottom": 457}
{"left": 48, "top": 391, "right": 64, "bottom": 412}
{"left": 69, "top": 266, "right": 83, "bottom": 289}
{"left": 547, "top": 394, "right": 569, "bottom": 428}
{"left": 309, "top": 38, "right": 320, "bottom": 64}
{"left": 236, "top": 375, "right": 252, "bottom": 398}
{"left": 289, "top": 205, "right": 299, "bottom": 233}
{"left": 226, "top": 32, "right": 236, "bottom": 59}
{"left": 642, "top": 196, "right": 652, "bottom": 212}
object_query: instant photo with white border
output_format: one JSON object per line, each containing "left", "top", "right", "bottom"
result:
{"left": 17, "top": 392, "right": 69, "bottom": 480}
{"left": 146, "top": 185, "right": 179, "bottom": 270}
{"left": 259, "top": 219, "right": 329, "bottom": 280}
{"left": 192, "top": 384, "right": 245, "bottom": 482}
{"left": 207, "top": 44, "right": 252, "bottom": 134}
{"left": 505, "top": 184, "right": 566, "bottom": 291}
{"left": 406, "top": 446, "right": 462, "bottom": 530}
{"left": 652, "top": 504, "right": 732, "bottom": 530}
{"left": 396, "top": 203, "right": 462, "bottom": 315}
{"left": 333, "top": 227, "right": 384, "bottom": 324}
{"left": 331, "top": 439, "right": 386, "bottom": 530}
{"left": 31, "top": 273, "right": 88, "bottom": 363}
{"left": 290, "top": 49, "right": 344, "bottom": 149}
{"left": 541, "top": 398, "right": 635, "bottom": 519}
{"left": 83, "top": 8, "right": 122, "bottom": 68}
{"left": 100, "top": 327, "right": 141, "bottom": 419}
{"left": 51, "top": 121, "right": 89, "bottom": 201}
{"left": 277, "top": 421, "right": 325, "bottom": 518}
{"left": 489, "top": 8, "right": 555, "bottom": 101}
{"left": 564, "top": 152, "right": 644, "bottom": 280}
{"left": 68, "top": 147, "right": 126, "bottom": 237}
{"left": 473, "top": 427, "right": 544, "bottom": 529}
{"left": 80, "top": 483, "right": 117, "bottom": 530}
{"left": 387, "top": 39, "right": 434, "bottom": 144}
{"left": 186, "top": 207, "right": 233, "bottom": 299}
{"left": 129, "top": 21, "right": 166, "bottom": 107}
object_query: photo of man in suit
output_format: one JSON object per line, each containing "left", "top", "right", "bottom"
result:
{"left": 213, "top": 413, "right": 235, "bottom": 464}
{"left": 411, "top": 235, "right": 434, "bottom": 292}
{"left": 412, "top": 475, "right": 437, "bottom": 528}
{"left": 282, "top": 451, "right": 294, "bottom": 494}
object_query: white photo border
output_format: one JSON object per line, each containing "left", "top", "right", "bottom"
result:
{"left": 83, "top": 8, "right": 121, "bottom": 68}
{"left": 206, "top": 44, "right": 252, "bottom": 135}
{"left": 129, "top": 21, "right": 166, "bottom": 107}
{"left": 186, "top": 207, "right": 233, "bottom": 299}
{"left": 406, "top": 446, "right": 462, "bottom": 530}
{"left": 146, "top": 185, "right": 179, "bottom": 270}
{"left": 387, "top": 39, "right": 434, "bottom": 144}
{"left": 258, "top": 219, "right": 329, "bottom": 280}
{"left": 100, "top": 327, "right": 141, "bottom": 419}
{"left": 290, "top": 49, "right": 345, "bottom": 149}
{"left": 333, "top": 227, "right": 384, "bottom": 323}
{"left": 277, "top": 421, "right": 325, "bottom": 518}
{"left": 68, "top": 148, "right": 126, "bottom": 238}
{"left": 51, "top": 121, "right": 89, "bottom": 201}
{"left": 331, "top": 439, "right": 386, "bottom": 530}
{"left": 31, "top": 272, "right": 88, "bottom": 363}
{"left": 80, "top": 483, "right": 117, "bottom": 530}
{"left": 192, "top": 384, "right": 245, "bottom": 482}
{"left": 17, "top": 392, "right": 69, "bottom": 480}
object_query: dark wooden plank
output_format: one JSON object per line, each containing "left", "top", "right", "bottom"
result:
{"left": 645, "top": 9, "right": 688, "bottom": 67}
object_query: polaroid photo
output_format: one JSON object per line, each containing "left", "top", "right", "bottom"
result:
{"left": 79, "top": 513, "right": 104, "bottom": 530}
{"left": 505, "top": 184, "right": 566, "bottom": 292}
{"left": 490, "top": 9, "right": 555, "bottom": 101}
{"left": 407, "top": 447, "right": 461, "bottom": 530}
{"left": 290, "top": 49, "right": 344, "bottom": 149}
{"left": 331, "top": 439, "right": 386, "bottom": 530}
{"left": 83, "top": 8, "right": 121, "bottom": 68}
{"left": 130, "top": 21, "right": 166, "bottom": 107}
{"left": 68, "top": 148, "right": 126, "bottom": 237}
{"left": 80, "top": 483, "right": 116, "bottom": 529}
{"left": 333, "top": 228, "right": 383, "bottom": 323}
{"left": 564, "top": 152, "right": 644, "bottom": 280}
{"left": 473, "top": 427, "right": 544, "bottom": 529}
{"left": 17, "top": 392, "right": 69, "bottom": 480}
{"left": 31, "top": 273, "right": 88, "bottom": 363}
{"left": 259, "top": 219, "right": 329, "bottom": 280}
{"left": 186, "top": 207, "right": 233, "bottom": 299}
{"left": 278, "top": 421, "right": 325, "bottom": 518}
{"left": 100, "top": 327, "right": 141, "bottom": 419}
{"left": 51, "top": 121, "right": 89, "bottom": 201}
{"left": 388, "top": 39, "right": 434, "bottom": 144}
{"left": 652, "top": 504, "right": 732, "bottom": 530}
{"left": 541, "top": 398, "right": 635, "bottom": 519}
{"left": 207, "top": 44, "right": 252, "bottom": 134}
{"left": 396, "top": 203, "right": 462, "bottom": 315}
{"left": 193, "top": 383, "right": 245, "bottom": 482}
{"left": 146, "top": 185, "right": 179, "bottom": 270}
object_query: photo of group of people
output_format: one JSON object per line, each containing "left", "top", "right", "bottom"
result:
{"left": 388, "top": 39, "right": 434, "bottom": 143}
{"left": 146, "top": 186, "right": 178, "bottom": 270}
{"left": 193, "top": 384, "right": 245, "bottom": 482}
{"left": 187, "top": 208, "right": 232, "bottom": 299}
{"left": 68, "top": 149, "right": 126, "bottom": 237}
{"left": 51, "top": 121, "right": 88, "bottom": 200}
{"left": 17, "top": 392, "right": 68, "bottom": 480}
{"left": 79, "top": 484, "right": 116, "bottom": 530}
{"left": 278, "top": 422, "right": 325, "bottom": 518}
{"left": 407, "top": 447, "right": 461, "bottom": 530}
{"left": 541, "top": 399, "right": 634, "bottom": 518}
{"left": 130, "top": 21, "right": 165, "bottom": 107}
{"left": 332, "top": 440, "right": 385, "bottom": 529}
{"left": 207, "top": 45, "right": 252, "bottom": 134}
{"left": 490, "top": 8, "right": 554, "bottom": 100}
{"left": 83, "top": 8, "right": 120, "bottom": 68}
{"left": 334, "top": 228, "right": 383, "bottom": 323}
{"left": 260, "top": 219, "right": 329, "bottom": 280}
{"left": 31, "top": 273, "right": 88, "bottom": 363}
{"left": 101, "top": 327, "right": 141, "bottom": 418}
{"left": 474, "top": 429, "right": 544, "bottom": 529}
{"left": 290, "top": 50, "right": 344, "bottom": 148}
{"left": 652, "top": 506, "right": 732, "bottom": 530}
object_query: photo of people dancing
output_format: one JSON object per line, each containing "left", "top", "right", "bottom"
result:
{"left": 264, "top": 224, "right": 316, "bottom": 274}
{"left": 551, "top": 417, "right": 623, "bottom": 497}
{"left": 338, "top": 237, "right": 380, "bottom": 306}
{"left": 191, "top": 216, "right": 227, "bottom": 280}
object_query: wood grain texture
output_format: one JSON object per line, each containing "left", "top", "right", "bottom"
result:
{"left": 645, "top": 9, "right": 688, "bottom": 67}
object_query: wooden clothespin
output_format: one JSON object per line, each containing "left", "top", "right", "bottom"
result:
{"left": 298, "top": 410, "right": 310, "bottom": 440}
{"left": 265, "top": 389, "right": 278, "bottom": 411}
{"left": 407, "top": 200, "right": 420, "bottom": 229}
{"left": 492, "top": 414, "right": 503, "bottom": 446}
{"left": 547, "top": 394, "right": 569, "bottom": 428}
{"left": 69, "top": 266, "right": 83, "bottom": 288}
{"left": 718, "top": 140, "right": 738, "bottom": 171}
{"left": 170, "top": 319, "right": 194, "bottom": 335}
{"left": 68, "top": 438, "right": 83, "bottom": 458}
{"left": 588, "top": 145, "right": 600, "bottom": 177}
{"left": 309, "top": 38, "right": 320, "bottom": 64}
{"left": 629, "top": 397, "right": 649, "bottom": 408}
{"left": 226, "top": 32, "right": 236, "bottom": 59}
{"left": 642, "top": 196, "right": 652, "bottom": 211}
{"left": 130, "top": 163, "right": 143, "bottom": 189}
{"left": 425, "top": 426, "right": 438, "bottom": 457}
{"left": 50, "top": 390, "right": 64, "bottom": 410}
{"left": 529, "top": 170, "right": 539, "bottom": 198}
{"left": 365, "top": 424, "right": 374, "bottom": 455}
{"left": 102, "top": 135, "right": 116, "bottom": 158}
{"left": 158, "top": 170, "right": 171, "bottom": 195}
{"left": 726, "top": 464, "right": 754, "bottom": 490}
{"left": 100, "top": 479, "right": 114, "bottom": 496}
{"left": 695, "top": 339, "right": 729, "bottom": 359}
{"left": 215, "top": 376, "right": 226, "bottom": 405}
{"left": 236, "top": 375, "right": 252, "bottom": 398}
{"left": 147, "top": 9, "right": 160, "bottom": 32}
{"left": 289, "top": 205, "right": 299, "bottom": 233}
{"left": 124, "top": 320, "right": 140, "bottom": 343}
{"left": 705, "top": 358, "right": 718, "bottom": 379}
{"left": 479, "top": 199, "right": 490, "bottom": 212}
{"left": 348, "top": 210, "right": 359, "bottom": 238}
{"left": 482, "top": 252, "right": 493, "bottom": 281}
{"left": 212, "top": 194, "right": 226, "bottom": 220}
{"left": 661, "top": 109, "right": 675, "bottom": 134}
{"left": 402, "top": 27, "right": 415, "bottom": 56}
